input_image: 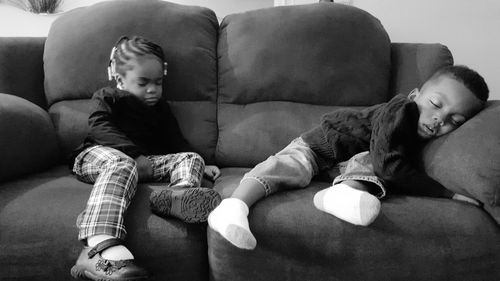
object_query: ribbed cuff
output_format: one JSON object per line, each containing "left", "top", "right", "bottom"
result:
{"left": 301, "top": 127, "right": 335, "bottom": 160}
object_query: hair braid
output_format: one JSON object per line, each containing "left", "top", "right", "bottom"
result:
{"left": 107, "top": 36, "right": 167, "bottom": 81}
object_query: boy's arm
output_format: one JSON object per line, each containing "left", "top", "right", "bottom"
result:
{"left": 88, "top": 92, "right": 143, "bottom": 158}
{"left": 370, "top": 98, "right": 451, "bottom": 197}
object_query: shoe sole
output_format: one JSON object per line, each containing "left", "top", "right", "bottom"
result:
{"left": 151, "top": 187, "right": 221, "bottom": 223}
{"left": 70, "top": 265, "right": 148, "bottom": 281}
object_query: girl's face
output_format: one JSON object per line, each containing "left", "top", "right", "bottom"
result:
{"left": 117, "top": 55, "right": 164, "bottom": 106}
{"left": 411, "top": 75, "right": 482, "bottom": 140}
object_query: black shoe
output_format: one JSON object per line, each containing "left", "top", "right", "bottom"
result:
{"left": 150, "top": 187, "right": 221, "bottom": 223}
{"left": 70, "top": 238, "right": 148, "bottom": 281}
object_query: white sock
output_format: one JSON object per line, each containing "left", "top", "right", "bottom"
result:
{"left": 208, "top": 198, "right": 257, "bottom": 250}
{"left": 87, "top": 234, "right": 134, "bottom": 260}
{"left": 313, "top": 183, "right": 380, "bottom": 226}
{"left": 452, "top": 193, "right": 480, "bottom": 206}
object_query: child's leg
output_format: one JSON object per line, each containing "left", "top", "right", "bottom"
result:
{"left": 314, "top": 151, "right": 384, "bottom": 226}
{"left": 148, "top": 152, "right": 221, "bottom": 223}
{"left": 209, "top": 137, "right": 320, "bottom": 249}
{"left": 72, "top": 146, "right": 147, "bottom": 278}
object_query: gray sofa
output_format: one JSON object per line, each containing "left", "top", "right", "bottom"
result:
{"left": 1, "top": 1, "right": 499, "bottom": 280}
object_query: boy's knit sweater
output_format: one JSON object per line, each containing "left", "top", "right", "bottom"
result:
{"left": 70, "top": 87, "right": 191, "bottom": 164}
{"left": 301, "top": 94, "right": 448, "bottom": 197}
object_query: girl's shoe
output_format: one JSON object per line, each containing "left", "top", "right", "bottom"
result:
{"left": 70, "top": 238, "right": 148, "bottom": 281}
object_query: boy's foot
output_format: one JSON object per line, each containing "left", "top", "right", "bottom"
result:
{"left": 70, "top": 238, "right": 148, "bottom": 281}
{"left": 208, "top": 198, "right": 257, "bottom": 250}
{"left": 150, "top": 187, "right": 221, "bottom": 223}
{"left": 452, "top": 193, "right": 481, "bottom": 206}
{"left": 313, "top": 183, "right": 380, "bottom": 226}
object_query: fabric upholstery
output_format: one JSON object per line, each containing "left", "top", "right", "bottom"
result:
{"left": 216, "top": 3, "right": 391, "bottom": 167}
{"left": 0, "top": 94, "right": 59, "bottom": 182}
{"left": 50, "top": 99, "right": 217, "bottom": 163}
{"left": 216, "top": 103, "right": 353, "bottom": 167}
{"left": 209, "top": 168, "right": 500, "bottom": 281}
{"left": 0, "top": 37, "right": 47, "bottom": 109}
{"left": 389, "top": 43, "right": 454, "bottom": 97}
{"left": 0, "top": 166, "right": 209, "bottom": 281}
{"left": 423, "top": 101, "right": 500, "bottom": 224}
{"left": 44, "top": 0, "right": 219, "bottom": 163}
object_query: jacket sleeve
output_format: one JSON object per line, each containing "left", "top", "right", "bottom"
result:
{"left": 88, "top": 92, "right": 143, "bottom": 158}
{"left": 369, "top": 97, "right": 450, "bottom": 197}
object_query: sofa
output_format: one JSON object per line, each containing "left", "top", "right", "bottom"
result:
{"left": 1, "top": 1, "right": 499, "bottom": 280}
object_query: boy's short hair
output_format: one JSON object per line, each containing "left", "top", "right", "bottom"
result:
{"left": 426, "top": 65, "right": 489, "bottom": 103}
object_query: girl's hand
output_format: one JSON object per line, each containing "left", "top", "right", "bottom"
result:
{"left": 134, "top": 155, "right": 154, "bottom": 182}
{"left": 204, "top": 165, "right": 221, "bottom": 181}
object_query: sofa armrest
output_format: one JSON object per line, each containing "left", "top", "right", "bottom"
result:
{"left": 0, "top": 93, "right": 60, "bottom": 183}
{"left": 389, "top": 43, "right": 453, "bottom": 97}
{"left": 0, "top": 37, "right": 47, "bottom": 109}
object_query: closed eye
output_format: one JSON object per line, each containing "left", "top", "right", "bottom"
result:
{"left": 451, "top": 118, "right": 464, "bottom": 127}
{"left": 430, "top": 99, "right": 441, "bottom": 108}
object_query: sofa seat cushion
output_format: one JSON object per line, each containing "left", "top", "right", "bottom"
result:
{"left": 0, "top": 166, "right": 209, "bottom": 281}
{"left": 210, "top": 168, "right": 500, "bottom": 281}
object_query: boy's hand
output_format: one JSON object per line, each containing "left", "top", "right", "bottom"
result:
{"left": 204, "top": 165, "right": 221, "bottom": 181}
{"left": 135, "top": 155, "right": 154, "bottom": 182}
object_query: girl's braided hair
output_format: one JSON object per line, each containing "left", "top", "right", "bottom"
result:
{"left": 107, "top": 36, "right": 167, "bottom": 81}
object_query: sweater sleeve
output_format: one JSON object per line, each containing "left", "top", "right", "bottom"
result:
{"left": 88, "top": 90, "right": 143, "bottom": 158}
{"left": 369, "top": 96, "right": 450, "bottom": 197}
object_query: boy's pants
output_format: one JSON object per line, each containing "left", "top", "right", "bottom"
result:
{"left": 242, "top": 137, "right": 386, "bottom": 198}
{"left": 72, "top": 145, "right": 205, "bottom": 241}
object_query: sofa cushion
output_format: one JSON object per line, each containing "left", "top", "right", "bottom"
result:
{"left": 0, "top": 37, "right": 47, "bottom": 109}
{"left": 0, "top": 166, "right": 209, "bottom": 280}
{"left": 49, "top": 99, "right": 217, "bottom": 164}
{"left": 216, "top": 3, "right": 391, "bottom": 167}
{"left": 0, "top": 93, "right": 60, "bottom": 182}
{"left": 210, "top": 168, "right": 500, "bottom": 280}
{"left": 44, "top": 0, "right": 219, "bottom": 163}
{"left": 389, "top": 43, "right": 454, "bottom": 97}
{"left": 423, "top": 101, "right": 500, "bottom": 224}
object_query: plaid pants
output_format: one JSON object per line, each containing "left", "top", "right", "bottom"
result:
{"left": 73, "top": 145, "right": 205, "bottom": 241}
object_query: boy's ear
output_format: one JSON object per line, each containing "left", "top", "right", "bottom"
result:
{"left": 408, "top": 88, "right": 419, "bottom": 100}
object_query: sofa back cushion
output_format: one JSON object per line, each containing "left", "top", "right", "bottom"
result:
{"left": 44, "top": 0, "right": 219, "bottom": 163}
{"left": 389, "top": 43, "right": 454, "bottom": 97}
{"left": 216, "top": 3, "right": 391, "bottom": 167}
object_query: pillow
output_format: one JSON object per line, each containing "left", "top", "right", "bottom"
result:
{"left": 0, "top": 93, "right": 60, "bottom": 182}
{"left": 423, "top": 101, "right": 500, "bottom": 224}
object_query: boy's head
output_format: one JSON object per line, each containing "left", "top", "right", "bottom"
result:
{"left": 108, "top": 36, "right": 167, "bottom": 106}
{"left": 409, "top": 65, "right": 489, "bottom": 140}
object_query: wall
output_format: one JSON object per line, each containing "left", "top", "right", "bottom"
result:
{"left": 164, "top": 0, "right": 273, "bottom": 20}
{"left": 355, "top": 0, "right": 500, "bottom": 100}
{"left": 62, "top": 0, "right": 275, "bottom": 21}
{"left": 59, "top": 0, "right": 274, "bottom": 17}
{"left": 284, "top": 0, "right": 500, "bottom": 100}
{"left": 0, "top": 0, "right": 273, "bottom": 36}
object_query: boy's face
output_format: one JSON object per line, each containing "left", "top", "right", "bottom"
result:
{"left": 411, "top": 75, "right": 483, "bottom": 140}
{"left": 117, "top": 55, "right": 164, "bottom": 106}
